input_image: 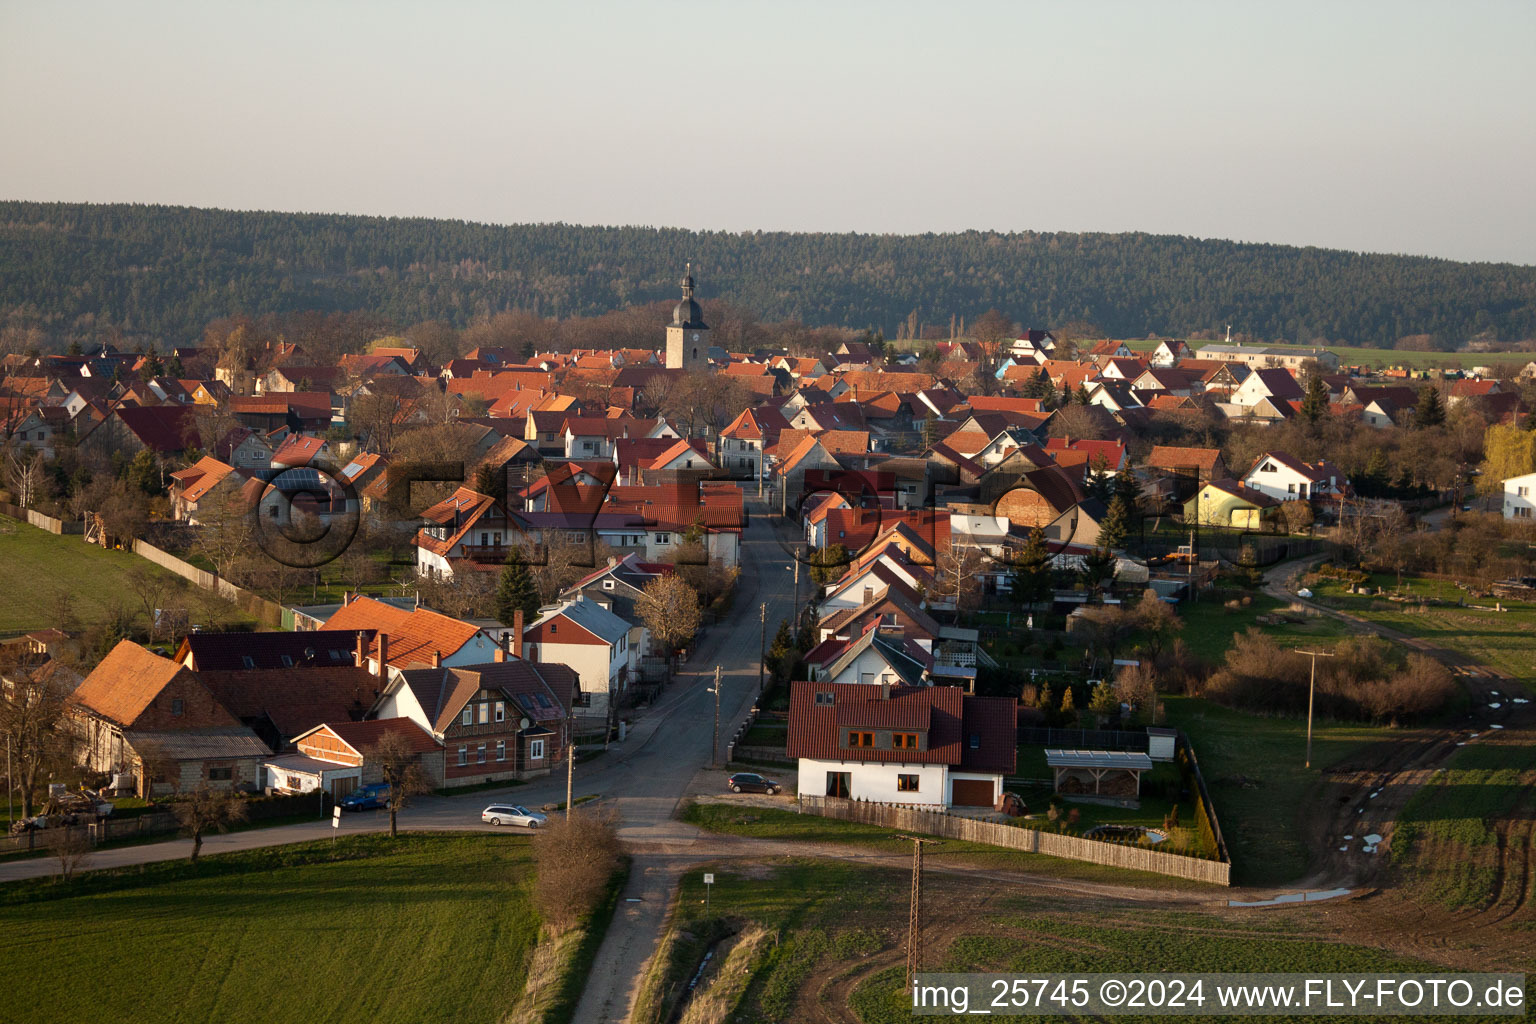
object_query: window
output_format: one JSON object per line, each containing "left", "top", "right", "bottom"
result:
{"left": 476, "top": 743, "right": 487, "bottom": 764}
{"left": 494, "top": 701, "right": 505, "bottom": 723}
{"left": 478, "top": 702, "right": 489, "bottom": 724}
{"left": 170, "top": 698, "right": 184, "bottom": 716}
{"left": 848, "top": 731, "right": 874, "bottom": 748}
{"left": 267, "top": 504, "right": 279, "bottom": 518}
{"left": 574, "top": 691, "right": 591, "bottom": 707}
{"left": 1287, "top": 483, "right": 1296, "bottom": 493}
{"left": 969, "top": 734, "right": 981, "bottom": 750}
{"left": 655, "top": 533, "right": 670, "bottom": 545}
{"left": 815, "top": 691, "right": 834, "bottom": 705}
{"left": 1261, "top": 461, "right": 1276, "bottom": 473}
{"left": 893, "top": 732, "right": 919, "bottom": 749}
{"left": 287, "top": 774, "right": 304, "bottom": 790}
{"left": 530, "top": 739, "right": 545, "bottom": 760}
{"left": 242, "top": 655, "right": 255, "bottom": 669}
{"left": 897, "top": 774, "right": 920, "bottom": 792}
{"left": 206, "top": 765, "right": 234, "bottom": 781}
{"left": 603, "top": 579, "right": 614, "bottom": 590}
{"left": 1520, "top": 486, "right": 1530, "bottom": 497}
{"left": 458, "top": 746, "right": 467, "bottom": 766}
{"left": 495, "top": 740, "right": 506, "bottom": 762}
{"left": 280, "top": 654, "right": 293, "bottom": 667}
{"left": 462, "top": 706, "right": 473, "bottom": 726}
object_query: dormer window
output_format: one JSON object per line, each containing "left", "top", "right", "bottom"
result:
{"left": 848, "top": 731, "right": 874, "bottom": 748}
{"left": 969, "top": 734, "right": 980, "bottom": 749}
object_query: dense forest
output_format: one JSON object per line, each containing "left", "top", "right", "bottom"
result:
{"left": 2, "top": 200, "right": 1535, "bottom": 352}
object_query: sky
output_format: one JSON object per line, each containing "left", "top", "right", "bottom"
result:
{"left": 3, "top": 1, "right": 1534, "bottom": 265}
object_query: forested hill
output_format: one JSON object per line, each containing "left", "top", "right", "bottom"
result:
{"left": 3, "top": 200, "right": 1535, "bottom": 349}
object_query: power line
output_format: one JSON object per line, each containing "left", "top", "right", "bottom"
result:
{"left": 894, "top": 834, "right": 941, "bottom": 991}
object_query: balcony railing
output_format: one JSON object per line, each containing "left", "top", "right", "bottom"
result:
{"left": 459, "top": 544, "right": 511, "bottom": 563}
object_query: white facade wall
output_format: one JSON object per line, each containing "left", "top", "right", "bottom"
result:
{"left": 1504, "top": 473, "right": 1536, "bottom": 521}
{"left": 525, "top": 640, "right": 621, "bottom": 714}
{"left": 819, "top": 646, "right": 910, "bottom": 687}
{"left": 797, "top": 757, "right": 949, "bottom": 807}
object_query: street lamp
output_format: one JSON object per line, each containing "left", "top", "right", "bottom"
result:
{"left": 707, "top": 666, "right": 722, "bottom": 769}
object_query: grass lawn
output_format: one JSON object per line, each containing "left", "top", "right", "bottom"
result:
{"left": 1310, "top": 573, "right": 1536, "bottom": 686}
{"left": 1393, "top": 732, "right": 1536, "bottom": 909}
{"left": 1163, "top": 696, "right": 1391, "bottom": 886}
{"left": 0, "top": 834, "right": 540, "bottom": 1024}
{"left": 0, "top": 516, "right": 253, "bottom": 634}
{"left": 1175, "top": 593, "right": 1349, "bottom": 664}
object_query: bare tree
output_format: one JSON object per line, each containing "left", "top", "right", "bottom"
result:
{"left": 4, "top": 449, "right": 47, "bottom": 508}
{"left": 127, "top": 565, "right": 180, "bottom": 641}
{"left": 932, "top": 545, "right": 989, "bottom": 617}
{"left": 133, "top": 739, "right": 177, "bottom": 800}
{"left": 365, "top": 731, "right": 430, "bottom": 838}
{"left": 0, "top": 657, "right": 72, "bottom": 819}
{"left": 174, "top": 784, "right": 248, "bottom": 863}
{"left": 53, "top": 827, "right": 92, "bottom": 882}
{"left": 635, "top": 575, "right": 703, "bottom": 662}
{"left": 531, "top": 808, "right": 620, "bottom": 935}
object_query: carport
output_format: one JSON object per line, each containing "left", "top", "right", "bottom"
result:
{"left": 1045, "top": 749, "right": 1153, "bottom": 802}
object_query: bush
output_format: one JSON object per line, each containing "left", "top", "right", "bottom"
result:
{"left": 1201, "top": 631, "right": 1455, "bottom": 722}
{"left": 532, "top": 809, "right": 621, "bottom": 935}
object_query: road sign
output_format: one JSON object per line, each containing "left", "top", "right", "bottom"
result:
{"left": 332, "top": 806, "right": 341, "bottom": 827}
{"left": 703, "top": 873, "right": 714, "bottom": 884}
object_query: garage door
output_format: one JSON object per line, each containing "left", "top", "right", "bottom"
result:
{"left": 951, "top": 779, "right": 993, "bottom": 807}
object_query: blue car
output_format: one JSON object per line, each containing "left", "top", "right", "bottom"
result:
{"left": 339, "top": 783, "right": 391, "bottom": 811}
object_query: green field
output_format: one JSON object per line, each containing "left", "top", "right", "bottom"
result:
{"left": 1393, "top": 734, "right": 1536, "bottom": 909}
{"left": 1311, "top": 572, "right": 1536, "bottom": 685}
{"left": 0, "top": 516, "right": 253, "bottom": 635}
{"left": 1164, "top": 697, "right": 1389, "bottom": 886}
{"left": 0, "top": 834, "right": 540, "bottom": 1024}
{"left": 1175, "top": 593, "right": 1349, "bottom": 664}
{"left": 642, "top": 859, "right": 1448, "bottom": 1024}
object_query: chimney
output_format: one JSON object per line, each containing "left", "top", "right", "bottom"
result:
{"left": 881, "top": 679, "right": 891, "bottom": 701}
{"left": 862, "top": 586, "right": 873, "bottom": 606}
{"left": 354, "top": 630, "right": 366, "bottom": 668}
{"left": 432, "top": 649, "right": 442, "bottom": 669}
{"left": 494, "top": 646, "right": 506, "bottom": 663}
{"left": 377, "top": 633, "right": 389, "bottom": 686}
{"left": 513, "top": 609, "right": 525, "bottom": 659}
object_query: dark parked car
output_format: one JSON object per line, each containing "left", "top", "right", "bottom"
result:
{"left": 339, "top": 783, "right": 391, "bottom": 811}
{"left": 726, "top": 772, "right": 782, "bottom": 795}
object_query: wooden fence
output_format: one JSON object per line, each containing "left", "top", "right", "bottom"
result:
{"left": 0, "top": 500, "right": 81, "bottom": 535}
{"left": 796, "top": 795, "right": 1230, "bottom": 886}
{"left": 132, "top": 539, "right": 285, "bottom": 628}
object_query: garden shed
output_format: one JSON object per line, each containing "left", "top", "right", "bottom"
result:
{"left": 1045, "top": 749, "right": 1154, "bottom": 806}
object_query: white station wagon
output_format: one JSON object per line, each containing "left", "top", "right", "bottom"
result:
{"left": 481, "top": 804, "right": 547, "bottom": 828}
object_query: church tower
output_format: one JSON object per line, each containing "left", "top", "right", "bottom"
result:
{"left": 664, "top": 263, "right": 710, "bottom": 371}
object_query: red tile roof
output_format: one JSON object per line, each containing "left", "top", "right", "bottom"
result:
{"left": 786, "top": 681, "right": 1014, "bottom": 774}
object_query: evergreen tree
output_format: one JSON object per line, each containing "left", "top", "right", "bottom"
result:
{"left": 766, "top": 619, "right": 796, "bottom": 683}
{"left": 1008, "top": 527, "right": 1053, "bottom": 612}
{"left": 809, "top": 543, "right": 849, "bottom": 586}
{"left": 1074, "top": 382, "right": 1092, "bottom": 406}
{"left": 921, "top": 413, "right": 940, "bottom": 449}
{"left": 1036, "top": 683, "right": 1054, "bottom": 711}
{"left": 1080, "top": 545, "right": 1117, "bottom": 599}
{"left": 1300, "top": 374, "right": 1329, "bottom": 425}
{"left": 494, "top": 548, "right": 540, "bottom": 627}
{"left": 1098, "top": 496, "right": 1130, "bottom": 550}
{"left": 1088, "top": 679, "right": 1120, "bottom": 721}
{"left": 1059, "top": 685, "right": 1077, "bottom": 723}
{"left": 167, "top": 352, "right": 184, "bottom": 378}
{"left": 124, "top": 449, "right": 162, "bottom": 496}
{"left": 66, "top": 338, "right": 82, "bottom": 356}
{"left": 1414, "top": 384, "right": 1445, "bottom": 428}
{"left": 1084, "top": 453, "right": 1114, "bottom": 501}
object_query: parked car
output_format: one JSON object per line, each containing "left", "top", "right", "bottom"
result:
{"left": 340, "top": 783, "right": 391, "bottom": 811}
{"left": 482, "top": 804, "right": 547, "bottom": 828}
{"left": 726, "top": 772, "right": 782, "bottom": 795}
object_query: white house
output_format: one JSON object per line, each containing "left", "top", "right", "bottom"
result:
{"left": 1504, "top": 472, "right": 1536, "bottom": 521}
{"left": 413, "top": 487, "right": 513, "bottom": 579}
{"left": 522, "top": 597, "right": 635, "bottom": 723}
{"left": 786, "top": 681, "right": 1015, "bottom": 809}
{"left": 1241, "top": 451, "right": 1347, "bottom": 503}
{"left": 1230, "top": 368, "right": 1304, "bottom": 409}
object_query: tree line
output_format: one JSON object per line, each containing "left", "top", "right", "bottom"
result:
{"left": 4, "top": 201, "right": 1536, "bottom": 353}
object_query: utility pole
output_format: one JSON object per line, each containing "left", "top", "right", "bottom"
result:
{"left": 896, "top": 835, "right": 941, "bottom": 991}
{"left": 1294, "top": 649, "right": 1336, "bottom": 768}
{"left": 758, "top": 602, "right": 767, "bottom": 698}
{"left": 565, "top": 720, "right": 576, "bottom": 817}
{"left": 792, "top": 557, "right": 800, "bottom": 632}
{"left": 708, "top": 666, "right": 723, "bottom": 769}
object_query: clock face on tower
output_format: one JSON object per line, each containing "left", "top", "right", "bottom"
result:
{"left": 691, "top": 333, "right": 700, "bottom": 342}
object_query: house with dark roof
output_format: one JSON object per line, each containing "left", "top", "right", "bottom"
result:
{"left": 414, "top": 487, "right": 516, "bottom": 578}
{"left": 1241, "top": 451, "right": 1348, "bottom": 504}
{"left": 174, "top": 630, "right": 367, "bottom": 672}
{"left": 786, "top": 681, "right": 1015, "bottom": 808}
{"left": 1184, "top": 479, "right": 1281, "bottom": 528}
{"left": 369, "top": 657, "right": 574, "bottom": 785}
{"left": 802, "top": 620, "right": 930, "bottom": 689}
